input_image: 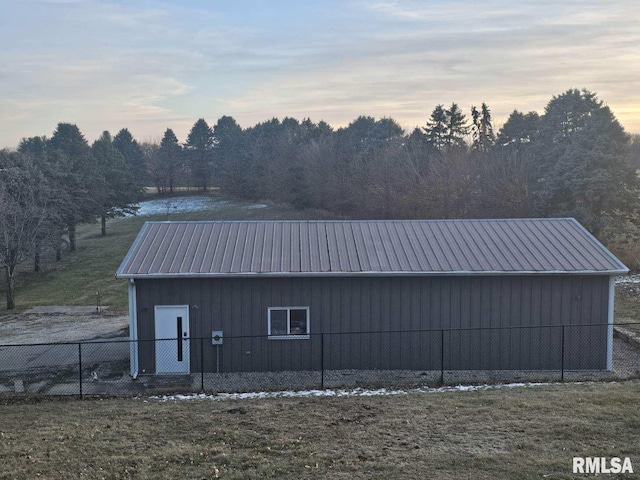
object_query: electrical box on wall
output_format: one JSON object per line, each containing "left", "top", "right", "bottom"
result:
{"left": 212, "top": 331, "right": 223, "bottom": 345}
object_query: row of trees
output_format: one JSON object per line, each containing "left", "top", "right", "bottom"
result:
{"left": 1, "top": 88, "right": 638, "bottom": 308}
{"left": 122, "top": 89, "right": 639, "bottom": 241}
{"left": 1, "top": 125, "right": 143, "bottom": 308}
{"left": 146, "top": 89, "right": 636, "bottom": 239}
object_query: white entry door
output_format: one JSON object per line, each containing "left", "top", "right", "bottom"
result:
{"left": 154, "top": 305, "right": 190, "bottom": 374}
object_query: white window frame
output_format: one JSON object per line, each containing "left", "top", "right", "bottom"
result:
{"left": 267, "top": 306, "right": 310, "bottom": 340}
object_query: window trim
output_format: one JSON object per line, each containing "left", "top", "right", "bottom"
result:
{"left": 267, "top": 306, "right": 310, "bottom": 340}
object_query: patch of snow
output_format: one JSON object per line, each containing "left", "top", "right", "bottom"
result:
{"left": 245, "top": 204, "right": 268, "bottom": 209}
{"left": 616, "top": 274, "right": 640, "bottom": 285}
{"left": 146, "top": 381, "right": 560, "bottom": 402}
{"left": 130, "top": 196, "right": 230, "bottom": 217}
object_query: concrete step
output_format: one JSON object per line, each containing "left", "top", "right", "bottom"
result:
{"left": 140, "top": 375, "right": 193, "bottom": 391}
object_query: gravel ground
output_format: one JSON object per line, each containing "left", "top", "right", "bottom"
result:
{"left": 0, "top": 308, "right": 127, "bottom": 345}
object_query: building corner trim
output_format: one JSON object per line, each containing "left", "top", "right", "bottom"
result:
{"left": 607, "top": 275, "right": 615, "bottom": 371}
{"left": 128, "top": 279, "right": 139, "bottom": 378}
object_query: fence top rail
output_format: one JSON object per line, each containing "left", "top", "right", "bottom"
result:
{"left": 0, "top": 322, "right": 637, "bottom": 348}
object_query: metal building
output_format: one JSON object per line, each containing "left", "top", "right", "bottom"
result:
{"left": 115, "top": 219, "right": 627, "bottom": 376}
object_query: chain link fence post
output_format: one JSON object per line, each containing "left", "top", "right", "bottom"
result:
{"left": 320, "top": 333, "right": 324, "bottom": 389}
{"left": 200, "top": 337, "right": 205, "bottom": 392}
{"left": 561, "top": 326, "right": 565, "bottom": 382}
{"left": 78, "top": 343, "right": 83, "bottom": 399}
{"left": 440, "top": 329, "right": 445, "bottom": 386}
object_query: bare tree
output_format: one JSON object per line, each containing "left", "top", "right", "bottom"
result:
{"left": 140, "top": 141, "right": 165, "bottom": 194}
{"left": 0, "top": 151, "right": 55, "bottom": 309}
{"left": 424, "top": 149, "right": 475, "bottom": 219}
{"left": 300, "top": 138, "right": 357, "bottom": 216}
{"left": 474, "top": 150, "right": 534, "bottom": 218}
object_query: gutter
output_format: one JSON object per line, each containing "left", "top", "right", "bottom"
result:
{"left": 115, "top": 269, "right": 629, "bottom": 280}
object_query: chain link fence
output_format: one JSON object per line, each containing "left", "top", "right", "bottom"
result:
{"left": 1, "top": 323, "right": 639, "bottom": 398}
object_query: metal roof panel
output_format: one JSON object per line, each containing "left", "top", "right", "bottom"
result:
{"left": 115, "top": 218, "right": 628, "bottom": 278}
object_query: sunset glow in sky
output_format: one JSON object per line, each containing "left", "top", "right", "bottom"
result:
{"left": 1, "top": 0, "right": 639, "bottom": 146}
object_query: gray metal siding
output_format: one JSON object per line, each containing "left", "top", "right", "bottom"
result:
{"left": 134, "top": 275, "right": 610, "bottom": 374}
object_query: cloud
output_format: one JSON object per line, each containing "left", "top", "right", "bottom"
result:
{"left": 223, "top": 0, "right": 640, "bottom": 132}
{"left": 0, "top": 1, "right": 231, "bottom": 142}
{"left": 0, "top": 0, "right": 639, "bottom": 147}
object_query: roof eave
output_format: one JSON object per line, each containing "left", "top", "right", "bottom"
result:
{"left": 115, "top": 222, "right": 152, "bottom": 278}
{"left": 115, "top": 269, "right": 629, "bottom": 280}
{"left": 567, "top": 218, "right": 629, "bottom": 272}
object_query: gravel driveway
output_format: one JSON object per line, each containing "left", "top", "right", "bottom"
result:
{"left": 0, "top": 308, "right": 128, "bottom": 345}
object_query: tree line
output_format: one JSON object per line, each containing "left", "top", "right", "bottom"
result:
{"left": 147, "top": 88, "right": 635, "bottom": 239}
{"left": 1, "top": 88, "right": 639, "bottom": 309}
{"left": 1, "top": 126, "right": 143, "bottom": 308}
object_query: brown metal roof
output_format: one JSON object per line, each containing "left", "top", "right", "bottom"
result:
{"left": 115, "top": 219, "right": 628, "bottom": 278}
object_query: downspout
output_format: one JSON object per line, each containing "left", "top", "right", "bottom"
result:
{"left": 128, "top": 279, "right": 139, "bottom": 378}
{"left": 607, "top": 275, "right": 614, "bottom": 371}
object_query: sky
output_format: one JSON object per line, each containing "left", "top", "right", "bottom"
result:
{"left": 1, "top": 0, "right": 639, "bottom": 147}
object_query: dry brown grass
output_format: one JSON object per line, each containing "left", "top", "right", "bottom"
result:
{"left": 1, "top": 381, "right": 639, "bottom": 479}
{"left": 609, "top": 241, "right": 640, "bottom": 272}
{"left": 616, "top": 284, "right": 640, "bottom": 336}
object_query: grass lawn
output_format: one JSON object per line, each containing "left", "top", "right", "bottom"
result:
{"left": 615, "top": 285, "right": 640, "bottom": 335}
{"left": 0, "top": 196, "right": 330, "bottom": 314}
{"left": 0, "top": 381, "right": 638, "bottom": 479}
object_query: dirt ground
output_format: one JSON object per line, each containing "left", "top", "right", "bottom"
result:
{"left": 0, "top": 308, "right": 128, "bottom": 345}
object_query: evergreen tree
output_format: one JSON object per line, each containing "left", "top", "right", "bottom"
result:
{"left": 185, "top": 119, "right": 214, "bottom": 191}
{"left": 92, "top": 131, "right": 139, "bottom": 236}
{"left": 213, "top": 116, "right": 246, "bottom": 195}
{"left": 424, "top": 103, "right": 469, "bottom": 151}
{"left": 18, "top": 136, "right": 47, "bottom": 157}
{"left": 628, "top": 134, "right": 640, "bottom": 169}
{"left": 335, "top": 116, "right": 403, "bottom": 160}
{"left": 245, "top": 118, "right": 284, "bottom": 200}
{"left": 408, "top": 126, "right": 426, "bottom": 144}
{"left": 316, "top": 120, "right": 334, "bottom": 138}
{"left": 370, "top": 118, "right": 404, "bottom": 150}
{"left": 300, "top": 117, "right": 332, "bottom": 143}
{"left": 343, "top": 116, "right": 376, "bottom": 157}
{"left": 471, "top": 103, "right": 495, "bottom": 153}
{"left": 113, "top": 128, "right": 146, "bottom": 194}
{"left": 214, "top": 116, "right": 244, "bottom": 165}
{"left": 424, "top": 105, "right": 448, "bottom": 151}
{"left": 47, "top": 123, "right": 103, "bottom": 251}
{"left": 496, "top": 110, "right": 540, "bottom": 150}
{"left": 444, "top": 103, "right": 469, "bottom": 149}
{"left": 158, "top": 128, "right": 183, "bottom": 194}
{"left": 531, "top": 88, "right": 638, "bottom": 236}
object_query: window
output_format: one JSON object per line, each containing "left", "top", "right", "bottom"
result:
{"left": 268, "top": 307, "right": 310, "bottom": 339}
